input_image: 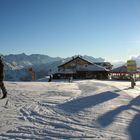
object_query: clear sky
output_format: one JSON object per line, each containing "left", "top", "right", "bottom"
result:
{"left": 0, "top": 0, "right": 140, "bottom": 62}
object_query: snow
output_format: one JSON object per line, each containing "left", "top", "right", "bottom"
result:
{"left": 0, "top": 80, "right": 140, "bottom": 140}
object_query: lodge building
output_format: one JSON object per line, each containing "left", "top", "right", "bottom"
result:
{"left": 53, "top": 56, "right": 112, "bottom": 80}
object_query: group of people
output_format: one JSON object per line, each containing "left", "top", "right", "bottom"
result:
{"left": 0, "top": 56, "right": 7, "bottom": 99}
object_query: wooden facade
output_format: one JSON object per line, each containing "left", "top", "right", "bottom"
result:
{"left": 58, "top": 56, "right": 92, "bottom": 71}
{"left": 53, "top": 56, "right": 110, "bottom": 80}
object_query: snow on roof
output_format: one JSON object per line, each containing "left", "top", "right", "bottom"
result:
{"left": 111, "top": 65, "right": 127, "bottom": 73}
{"left": 111, "top": 65, "right": 140, "bottom": 73}
{"left": 58, "top": 56, "right": 93, "bottom": 67}
{"left": 76, "top": 64, "right": 109, "bottom": 71}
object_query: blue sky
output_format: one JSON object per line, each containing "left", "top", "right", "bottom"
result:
{"left": 0, "top": 0, "right": 140, "bottom": 62}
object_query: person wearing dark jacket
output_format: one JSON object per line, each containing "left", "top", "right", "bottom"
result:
{"left": 0, "top": 57, "right": 7, "bottom": 99}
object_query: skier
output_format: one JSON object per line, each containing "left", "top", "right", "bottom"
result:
{"left": 0, "top": 56, "right": 7, "bottom": 99}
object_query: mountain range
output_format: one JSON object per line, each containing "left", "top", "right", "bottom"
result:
{"left": 2, "top": 53, "right": 105, "bottom": 81}
{"left": 3, "top": 53, "right": 140, "bottom": 81}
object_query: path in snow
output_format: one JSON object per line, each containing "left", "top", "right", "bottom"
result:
{"left": 0, "top": 80, "right": 140, "bottom": 140}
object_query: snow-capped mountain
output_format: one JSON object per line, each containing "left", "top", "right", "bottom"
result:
{"left": 4, "top": 53, "right": 62, "bottom": 69}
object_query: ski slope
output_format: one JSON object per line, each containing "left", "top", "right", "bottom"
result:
{"left": 0, "top": 80, "right": 140, "bottom": 140}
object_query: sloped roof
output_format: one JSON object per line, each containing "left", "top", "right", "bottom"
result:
{"left": 111, "top": 65, "right": 127, "bottom": 73}
{"left": 58, "top": 56, "right": 93, "bottom": 68}
{"left": 112, "top": 65, "right": 140, "bottom": 73}
{"left": 55, "top": 69, "right": 76, "bottom": 74}
{"left": 76, "top": 64, "right": 109, "bottom": 72}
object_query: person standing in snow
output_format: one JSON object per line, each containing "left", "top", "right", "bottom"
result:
{"left": 130, "top": 75, "right": 135, "bottom": 89}
{"left": 0, "top": 56, "right": 7, "bottom": 99}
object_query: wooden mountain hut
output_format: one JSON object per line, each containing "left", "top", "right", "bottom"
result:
{"left": 53, "top": 56, "right": 110, "bottom": 79}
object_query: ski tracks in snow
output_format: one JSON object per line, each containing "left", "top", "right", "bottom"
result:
{"left": 0, "top": 80, "right": 140, "bottom": 139}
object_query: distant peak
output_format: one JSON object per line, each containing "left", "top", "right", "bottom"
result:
{"left": 21, "top": 53, "right": 26, "bottom": 55}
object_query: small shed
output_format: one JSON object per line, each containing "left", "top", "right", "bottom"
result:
{"left": 111, "top": 65, "right": 128, "bottom": 73}
{"left": 111, "top": 65, "right": 140, "bottom": 80}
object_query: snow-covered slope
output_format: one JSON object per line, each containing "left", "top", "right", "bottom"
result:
{"left": 0, "top": 80, "right": 140, "bottom": 140}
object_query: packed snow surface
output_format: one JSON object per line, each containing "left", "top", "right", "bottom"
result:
{"left": 0, "top": 80, "right": 140, "bottom": 140}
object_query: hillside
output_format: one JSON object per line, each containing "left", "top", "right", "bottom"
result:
{"left": 0, "top": 80, "right": 140, "bottom": 139}
{"left": 4, "top": 53, "right": 62, "bottom": 69}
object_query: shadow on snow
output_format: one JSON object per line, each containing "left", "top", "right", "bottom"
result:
{"left": 58, "top": 91, "right": 119, "bottom": 113}
{"left": 97, "top": 95, "right": 140, "bottom": 140}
